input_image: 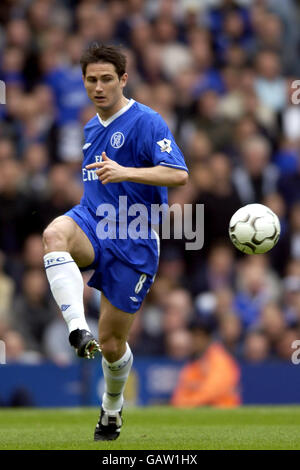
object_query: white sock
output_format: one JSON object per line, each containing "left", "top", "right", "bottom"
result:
{"left": 44, "top": 251, "right": 90, "bottom": 333}
{"left": 102, "top": 343, "right": 133, "bottom": 412}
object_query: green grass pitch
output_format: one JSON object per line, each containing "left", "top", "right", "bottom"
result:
{"left": 0, "top": 406, "right": 300, "bottom": 450}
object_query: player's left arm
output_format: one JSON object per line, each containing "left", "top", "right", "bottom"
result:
{"left": 85, "top": 151, "right": 188, "bottom": 187}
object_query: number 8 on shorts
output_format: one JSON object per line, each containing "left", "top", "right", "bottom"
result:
{"left": 135, "top": 273, "right": 147, "bottom": 294}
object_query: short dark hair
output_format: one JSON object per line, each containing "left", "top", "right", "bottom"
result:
{"left": 188, "top": 313, "right": 218, "bottom": 335}
{"left": 80, "top": 43, "right": 127, "bottom": 78}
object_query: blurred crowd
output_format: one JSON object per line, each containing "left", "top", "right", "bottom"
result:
{"left": 0, "top": 0, "right": 300, "bottom": 366}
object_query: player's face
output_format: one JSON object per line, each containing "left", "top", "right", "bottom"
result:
{"left": 83, "top": 62, "right": 128, "bottom": 117}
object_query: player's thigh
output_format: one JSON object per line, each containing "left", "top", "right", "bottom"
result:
{"left": 98, "top": 293, "right": 136, "bottom": 348}
{"left": 43, "top": 215, "right": 95, "bottom": 267}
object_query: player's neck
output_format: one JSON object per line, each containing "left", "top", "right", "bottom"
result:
{"left": 97, "top": 96, "right": 129, "bottom": 122}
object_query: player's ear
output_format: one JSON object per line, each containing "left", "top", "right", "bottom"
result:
{"left": 120, "top": 73, "right": 128, "bottom": 89}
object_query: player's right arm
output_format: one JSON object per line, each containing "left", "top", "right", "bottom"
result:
{"left": 86, "top": 111, "right": 189, "bottom": 187}
{"left": 86, "top": 152, "right": 188, "bottom": 187}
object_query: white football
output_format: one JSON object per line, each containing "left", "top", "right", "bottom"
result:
{"left": 229, "top": 203, "right": 281, "bottom": 254}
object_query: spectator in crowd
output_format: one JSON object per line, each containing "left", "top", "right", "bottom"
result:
{"left": 254, "top": 50, "right": 287, "bottom": 113}
{"left": 2, "top": 329, "right": 42, "bottom": 364}
{"left": 282, "top": 275, "right": 300, "bottom": 327}
{"left": 22, "top": 143, "right": 50, "bottom": 196}
{"left": 233, "top": 135, "right": 279, "bottom": 204}
{"left": 171, "top": 315, "right": 241, "bottom": 407}
{"left": 0, "top": 251, "right": 14, "bottom": 322}
{"left": 243, "top": 330, "right": 271, "bottom": 363}
{"left": 11, "top": 268, "right": 57, "bottom": 352}
{"left": 22, "top": 234, "right": 45, "bottom": 271}
{"left": 161, "top": 287, "right": 194, "bottom": 340}
{"left": 275, "top": 328, "right": 300, "bottom": 361}
{"left": 219, "top": 67, "right": 276, "bottom": 133}
{"left": 193, "top": 90, "right": 233, "bottom": 153}
{"left": 184, "top": 129, "right": 212, "bottom": 165}
{"left": 218, "top": 312, "right": 242, "bottom": 356}
{"left": 190, "top": 242, "right": 236, "bottom": 297}
{"left": 164, "top": 329, "right": 192, "bottom": 361}
{"left": 233, "top": 256, "right": 280, "bottom": 330}
{"left": 0, "top": 138, "right": 16, "bottom": 161}
{"left": 0, "top": 157, "right": 41, "bottom": 254}
{"left": 278, "top": 158, "right": 300, "bottom": 208}
{"left": 36, "top": 163, "right": 83, "bottom": 230}
{"left": 195, "top": 153, "right": 242, "bottom": 249}
{"left": 259, "top": 302, "right": 286, "bottom": 354}
{"left": 272, "top": 202, "right": 300, "bottom": 273}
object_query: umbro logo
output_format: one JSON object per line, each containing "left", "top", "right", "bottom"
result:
{"left": 61, "top": 304, "right": 71, "bottom": 311}
{"left": 108, "top": 356, "right": 132, "bottom": 371}
{"left": 83, "top": 143, "right": 92, "bottom": 150}
{"left": 129, "top": 296, "right": 138, "bottom": 302}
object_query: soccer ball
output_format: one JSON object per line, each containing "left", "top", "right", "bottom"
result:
{"left": 228, "top": 203, "right": 281, "bottom": 254}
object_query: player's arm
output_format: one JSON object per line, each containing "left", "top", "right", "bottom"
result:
{"left": 85, "top": 152, "right": 188, "bottom": 187}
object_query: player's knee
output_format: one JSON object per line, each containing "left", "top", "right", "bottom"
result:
{"left": 42, "top": 225, "right": 68, "bottom": 253}
{"left": 100, "top": 337, "right": 125, "bottom": 363}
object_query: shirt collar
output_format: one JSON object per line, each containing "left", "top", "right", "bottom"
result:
{"left": 97, "top": 99, "right": 135, "bottom": 128}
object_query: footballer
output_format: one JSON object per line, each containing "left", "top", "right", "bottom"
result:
{"left": 43, "top": 43, "right": 188, "bottom": 441}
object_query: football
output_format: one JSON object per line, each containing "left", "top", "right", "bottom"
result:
{"left": 229, "top": 203, "right": 281, "bottom": 254}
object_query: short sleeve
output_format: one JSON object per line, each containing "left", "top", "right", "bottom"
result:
{"left": 142, "top": 113, "right": 189, "bottom": 173}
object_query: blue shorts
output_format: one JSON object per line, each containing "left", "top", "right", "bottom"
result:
{"left": 64, "top": 204, "right": 160, "bottom": 314}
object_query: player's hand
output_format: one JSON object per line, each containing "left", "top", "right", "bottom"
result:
{"left": 85, "top": 152, "right": 129, "bottom": 184}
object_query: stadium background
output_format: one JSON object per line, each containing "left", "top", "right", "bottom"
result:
{"left": 0, "top": 0, "right": 300, "bottom": 407}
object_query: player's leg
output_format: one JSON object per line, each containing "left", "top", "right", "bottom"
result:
{"left": 92, "top": 235, "right": 159, "bottom": 440}
{"left": 99, "top": 293, "right": 135, "bottom": 408}
{"left": 43, "top": 215, "right": 95, "bottom": 264}
{"left": 43, "top": 215, "right": 99, "bottom": 357}
{"left": 94, "top": 294, "right": 135, "bottom": 440}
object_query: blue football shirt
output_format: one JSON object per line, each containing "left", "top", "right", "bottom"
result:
{"left": 81, "top": 99, "right": 188, "bottom": 225}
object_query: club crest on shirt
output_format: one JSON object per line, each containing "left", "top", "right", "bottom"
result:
{"left": 110, "top": 132, "right": 125, "bottom": 149}
{"left": 156, "top": 138, "right": 172, "bottom": 153}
